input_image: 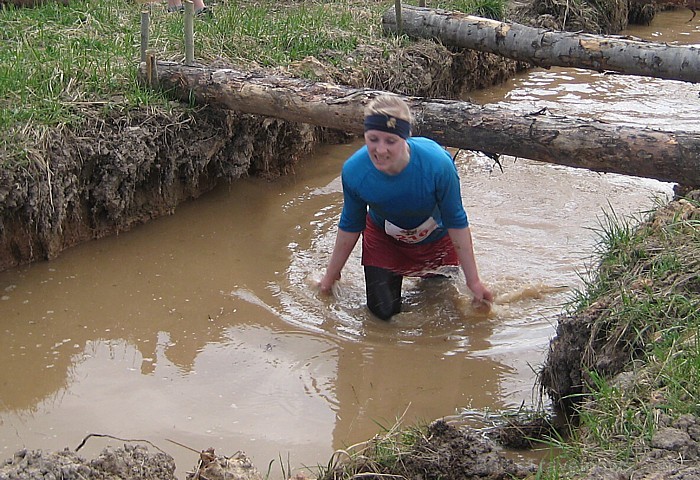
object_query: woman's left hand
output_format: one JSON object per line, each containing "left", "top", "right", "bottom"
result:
{"left": 468, "top": 280, "right": 494, "bottom": 312}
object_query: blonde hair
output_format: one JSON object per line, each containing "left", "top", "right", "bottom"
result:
{"left": 364, "top": 94, "right": 412, "bottom": 124}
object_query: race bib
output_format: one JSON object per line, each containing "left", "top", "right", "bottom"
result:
{"left": 384, "top": 217, "right": 438, "bottom": 244}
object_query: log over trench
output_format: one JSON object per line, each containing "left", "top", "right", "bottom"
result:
{"left": 140, "top": 60, "right": 700, "bottom": 187}
{"left": 382, "top": 5, "right": 700, "bottom": 84}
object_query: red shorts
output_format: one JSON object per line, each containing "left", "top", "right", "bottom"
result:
{"left": 361, "top": 216, "right": 459, "bottom": 277}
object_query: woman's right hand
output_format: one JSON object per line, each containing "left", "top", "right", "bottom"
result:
{"left": 467, "top": 279, "right": 494, "bottom": 313}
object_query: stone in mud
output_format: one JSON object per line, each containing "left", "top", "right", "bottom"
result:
{"left": 185, "top": 448, "right": 262, "bottom": 480}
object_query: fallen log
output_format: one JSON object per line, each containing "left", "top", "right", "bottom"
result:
{"left": 139, "top": 60, "right": 700, "bottom": 187}
{"left": 382, "top": 5, "right": 700, "bottom": 84}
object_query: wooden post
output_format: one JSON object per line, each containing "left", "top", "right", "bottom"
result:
{"left": 419, "top": 0, "right": 426, "bottom": 6}
{"left": 146, "top": 50, "right": 158, "bottom": 88}
{"left": 184, "top": 0, "right": 195, "bottom": 66}
{"left": 140, "top": 9, "right": 150, "bottom": 63}
{"left": 395, "top": 1, "right": 402, "bottom": 34}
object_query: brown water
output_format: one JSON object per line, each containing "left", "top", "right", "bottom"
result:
{"left": 0, "top": 9, "right": 698, "bottom": 478}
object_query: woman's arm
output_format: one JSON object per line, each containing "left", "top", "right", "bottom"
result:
{"left": 447, "top": 227, "right": 494, "bottom": 307}
{"left": 319, "top": 229, "right": 362, "bottom": 294}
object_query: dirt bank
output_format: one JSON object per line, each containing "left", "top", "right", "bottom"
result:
{"left": 536, "top": 191, "right": 700, "bottom": 479}
{"left": 0, "top": 444, "right": 176, "bottom": 480}
{"left": 0, "top": 104, "right": 333, "bottom": 270}
{"left": 0, "top": 422, "right": 539, "bottom": 480}
{"left": 0, "top": 42, "right": 525, "bottom": 271}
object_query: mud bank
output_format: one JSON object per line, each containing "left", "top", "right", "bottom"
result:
{"left": 0, "top": 444, "right": 176, "bottom": 480}
{"left": 0, "top": 105, "right": 330, "bottom": 271}
{"left": 0, "top": 421, "right": 539, "bottom": 480}
{"left": 0, "top": 41, "right": 525, "bottom": 272}
{"left": 536, "top": 192, "right": 700, "bottom": 479}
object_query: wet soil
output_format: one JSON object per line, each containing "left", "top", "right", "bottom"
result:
{"left": 2, "top": 1, "right": 697, "bottom": 479}
{"left": 0, "top": 104, "right": 336, "bottom": 270}
{"left": 0, "top": 444, "right": 176, "bottom": 480}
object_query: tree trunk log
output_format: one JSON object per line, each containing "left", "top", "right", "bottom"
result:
{"left": 383, "top": 5, "right": 700, "bottom": 84}
{"left": 140, "top": 61, "right": 700, "bottom": 187}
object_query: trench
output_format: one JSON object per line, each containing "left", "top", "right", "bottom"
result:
{"left": 0, "top": 9, "right": 698, "bottom": 479}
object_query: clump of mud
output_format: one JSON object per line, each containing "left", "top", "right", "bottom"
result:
{"left": 0, "top": 443, "right": 271, "bottom": 480}
{"left": 318, "top": 419, "right": 536, "bottom": 480}
{"left": 186, "top": 448, "right": 262, "bottom": 480}
{"left": 509, "top": 0, "right": 629, "bottom": 32}
{"left": 401, "top": 420, "right": 537, "bottom": 480}
{"left": 0, "top": 444, "right": 175, "bottom": 480}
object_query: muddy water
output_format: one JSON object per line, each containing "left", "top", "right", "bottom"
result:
{"left": 0, "top": 9, "right": 697, "bottom": 478}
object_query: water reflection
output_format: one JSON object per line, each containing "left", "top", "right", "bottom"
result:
{"left": 479, "top": 68, "right": 700, "bottom": 129}
{"left": 471, "top": 9, "right": 700, "bottom": 131}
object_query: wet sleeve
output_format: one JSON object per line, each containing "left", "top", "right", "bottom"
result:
{"left": 338, "top": 171, "right": 368, "bottom": 232}
{"left": 435, "top": 155, "right": 469, "bottom": 228}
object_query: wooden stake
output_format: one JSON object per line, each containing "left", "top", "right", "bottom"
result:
{"left": 395, "top": 1, "right": 402, "bottom": 34}
{"left": 140, "top": 9, "right": 150, "bottom": 63}
{"left": 184, "top": 0, "right": 194, "bottom": 66}
{"left": 146, "top": 50, "right": 158, "bottom": 88}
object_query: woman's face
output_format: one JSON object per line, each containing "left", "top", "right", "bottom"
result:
{"left": 364, "top": 130, "right": 409, "bottom": 175}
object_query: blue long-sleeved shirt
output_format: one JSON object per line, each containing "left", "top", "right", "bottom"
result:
{"left": 338, "top": 137, "right": 468, "bottom": 245}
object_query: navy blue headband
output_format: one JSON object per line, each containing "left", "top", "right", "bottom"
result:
{"left": 363, "top": 114, "right": 411, "bottom": 139}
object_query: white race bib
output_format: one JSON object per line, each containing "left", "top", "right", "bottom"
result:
{"left": 384, "top": 217, "right": 438, "bottom": 244}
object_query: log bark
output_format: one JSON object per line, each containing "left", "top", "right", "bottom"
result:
{"left": 139, "top": 61, "right": 700, "bottom": 187}
{"left": 383, "top": 5, "right": 700, "bottom": 84}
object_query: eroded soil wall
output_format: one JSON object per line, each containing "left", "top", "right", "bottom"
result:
{"left": 0, "top": 46, "right": 526, "bottom": 271}
{"left": 0, "top": 105, "right": 333, "bottom": 270}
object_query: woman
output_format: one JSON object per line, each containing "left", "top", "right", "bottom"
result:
{"left": 319, "top": 94, "right": 493, "bottom": 320}
{"left": 167, "top": 0, "right": 210, "bottom": 16}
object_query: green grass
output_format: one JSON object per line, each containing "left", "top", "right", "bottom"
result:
{"left": 0, "top": 0, "right": 507, "bottom": 139}
{"left": 436, "top": 0, "right": 506, "bottom": 18}
{"left": 314, "top": 415, "right": 433, "bottom": 480}
{"left": 0, "top": 0, "right": 511, "bottom": 169}
{"left": 146, "top": 1, "right": 374, "bottom": 66}
{"left": 532, "top": 198, "right": 700, "bottom": 479}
